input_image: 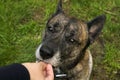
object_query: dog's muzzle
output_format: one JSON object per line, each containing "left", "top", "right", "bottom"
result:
{"left": 36, "top": 43, "right": 61, "bottom": 67}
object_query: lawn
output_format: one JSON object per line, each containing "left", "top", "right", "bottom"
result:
{"left": 0, "top": 0, "right": 120, "bottom": 80}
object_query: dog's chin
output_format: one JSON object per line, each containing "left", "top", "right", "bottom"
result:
{"left": 43, "top": 59, "right": 59, "bottom": 67}
{"left": 36, "top": 58, "right": 60, "bottom": 68}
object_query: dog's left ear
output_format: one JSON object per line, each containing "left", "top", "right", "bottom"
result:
{"left": 87, "top": 15, "right": 106, "bottom": 44}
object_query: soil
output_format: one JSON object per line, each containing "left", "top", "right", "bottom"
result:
{"left": 90, "top": 37, "right": 120, "bottom": 80}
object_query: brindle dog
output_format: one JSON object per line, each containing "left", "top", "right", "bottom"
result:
{"left": 36, "top": 0, "right": 106, "bottom": 80}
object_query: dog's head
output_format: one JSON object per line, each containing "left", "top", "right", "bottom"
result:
{"left": 36, "top": 0, "right": 106, "bottom": 69}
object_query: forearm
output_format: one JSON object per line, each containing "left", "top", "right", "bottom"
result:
{"left": 0, "top": 63, "right": 30, "bottom": 80}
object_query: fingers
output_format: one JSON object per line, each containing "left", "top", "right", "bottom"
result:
{"left": 39, "top": 61, "right": 54, "bottom": 80}
{"left": 22, "top": 62, "right": 54, "bottom": 80}
{"left": 45, "top": 64, "right": 54, "bottom": 80}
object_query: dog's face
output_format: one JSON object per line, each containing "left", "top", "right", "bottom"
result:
{"left": 36, "top": 0, "right": 106, "bottom": 68}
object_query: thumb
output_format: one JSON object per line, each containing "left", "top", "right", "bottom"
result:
{"left": 45, "top": 64, "right": 54, "bottom": 80}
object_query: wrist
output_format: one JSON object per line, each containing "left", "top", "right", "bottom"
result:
{"left": 22, "top": 63, "right": 34, "bottom": 80}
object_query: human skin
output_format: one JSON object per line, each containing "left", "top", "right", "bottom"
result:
{"left": 22, "top": 62, "right": 54, "bottom": 80}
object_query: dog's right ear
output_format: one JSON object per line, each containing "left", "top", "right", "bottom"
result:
{"left": 55, "top": 0, "right": 63, "bottom": 15}
{"left": 47, "top": 0, "right": 63, "bottom": 24}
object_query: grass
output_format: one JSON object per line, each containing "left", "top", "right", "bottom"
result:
{"left": 0, "top": 0, "right": 120, "bottom": 79}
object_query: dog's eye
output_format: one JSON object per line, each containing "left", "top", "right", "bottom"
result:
{"left": 48, "top": 23, "right": 60, "bottom": 33}
{"left": 67, "top": 38, "right": 81, "bottom": 45}
{"left": 48, "top": 26, "right": 55, "bottom": 33}
{"left": 48, "top": 26, "right": 54, "bottom": 32}
{"left": 69, "top": 38, "right": 75, "bottom": 43}
{"left": 68, "top": 38, "right": 76, "bottom": 44}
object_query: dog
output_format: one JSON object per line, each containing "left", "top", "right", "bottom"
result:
{"left": 36, "top": 0, "right": 106, "bottom": 80}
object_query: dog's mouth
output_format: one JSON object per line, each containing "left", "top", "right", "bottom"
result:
{"left": 36, "top": 55, "right": 60, "bottom": 68}
{"left": 36, "top": 59, "right": 57, "bottom": 70}
{"left": 36, "top": 58, "right": 53, "bottom": 65}
{"left": 36, "top": 53, "right": 61, "bottom": 68}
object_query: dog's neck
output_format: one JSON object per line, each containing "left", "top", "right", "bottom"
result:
{"left": 55, "top": 51, "right": 91, "bottom": 80}
{"left": 55, "top": 39, "right": 91, "bottom": 79}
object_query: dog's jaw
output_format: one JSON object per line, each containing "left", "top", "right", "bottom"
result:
{"left": 35, "top": 44, "right": 61, "bottom": 67}
{"left": 44, "top": 52, "right": 61, "bottom": 67}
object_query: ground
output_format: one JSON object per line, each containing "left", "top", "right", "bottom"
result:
{"left": 0, "top": 0, "right": 120, "bottom": 80}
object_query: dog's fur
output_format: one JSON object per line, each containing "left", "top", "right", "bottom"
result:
{"left": 36, "top": 0, "right": 106, "bottom": 80}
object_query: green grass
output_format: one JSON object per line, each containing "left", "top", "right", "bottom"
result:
{"left": 0, "top": 0, "right": 120, "bottom": 79}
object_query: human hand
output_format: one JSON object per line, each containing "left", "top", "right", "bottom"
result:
{"left": 22, "top": 62, "right": 54, "bottom": 80}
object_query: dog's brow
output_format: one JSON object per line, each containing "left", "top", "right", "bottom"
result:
{"left": 64, "top": 18, "right": 77, "bottom": 29}
{"left": 53, "top": 22, "right": 59, "bottom": 27}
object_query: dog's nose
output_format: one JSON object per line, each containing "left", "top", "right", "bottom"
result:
{"left": 39, "top": 45, "right": 54, "bottom": 59}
